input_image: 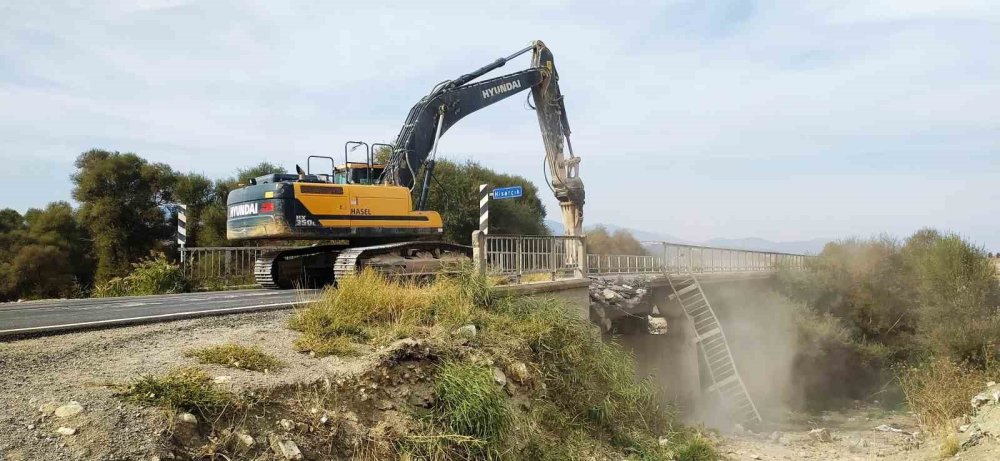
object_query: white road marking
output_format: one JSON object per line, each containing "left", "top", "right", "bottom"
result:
{"left": 0, "top": 301, "right": 312, "bottom": 335}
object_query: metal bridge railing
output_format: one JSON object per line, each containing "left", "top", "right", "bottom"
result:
{"left": 180, "top": 246, "right": 296, "bottom": 288}
{"left": 587, "top": 242, "right": 807, "bottom": 275}
{"left": 476, "top": 233, "right": 586, "bottom": 281}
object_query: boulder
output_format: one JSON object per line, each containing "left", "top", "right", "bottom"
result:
{"left": 269, "top": 437, "right": 303, "bottom": 460}
{"left": 491, "top": 367, "right": 507, "bottom": 387}
{"left": 54, "top": 402, "right": 83, "bottom": 418}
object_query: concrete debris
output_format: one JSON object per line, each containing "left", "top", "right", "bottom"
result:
{"left": 269, "top": 437, "right": 303, "bottom": 460}
{"left": 507, "top": 361, "right": 530, "bottom": 384}
{"left": 176, "top": 413, "right": 197, "bottom": 425}
{"left": 236, "top": 433, "right": 255, "bottom": 448}
{"left": 873, "top": 424, "right": 905, "bottom": 434}
{"left": 491, "top": 367, "right": 507, "bottom": 387}
{"left": 54, "top": 401, "right": 83, "bottom": 418}
{"left": 971, "top": 392, "right": 993, "bottom": 409}
{"left": 808, "top": 428, "right": 832, "bottom": 442}
{"left": 647, "top": 316, "right": 669, "bottom": 335}
{"left": 602, "top": 288, "right": 617, "bottom": 301}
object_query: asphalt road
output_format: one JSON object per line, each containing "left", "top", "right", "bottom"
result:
{"left": 0, "top": 289, "right": 321, "bottom": 338}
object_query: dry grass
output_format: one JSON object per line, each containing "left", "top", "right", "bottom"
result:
{"left": 898, "top": 356, "right": 996, "bottom": 431}
{"left": 287, "top": 269, "right": 475, "bottom": 356}
{"left": 184, "top": 343, "right": 283, "bottom": 372}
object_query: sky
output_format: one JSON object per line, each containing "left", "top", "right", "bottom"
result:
{"left": 1, "top": 0, "right": 998, "bottom": 248}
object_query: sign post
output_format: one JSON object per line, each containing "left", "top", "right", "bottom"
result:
{"left": 177, "top": 204, "right": 187, "bottom": 263}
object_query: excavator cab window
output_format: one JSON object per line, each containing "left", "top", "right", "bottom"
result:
{"left": 333, "top": 164, "right": 386, "bottom": 185}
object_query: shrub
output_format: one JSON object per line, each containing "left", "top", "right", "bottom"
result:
{"left": 898, "top": 357, "right": 996, "bottom": 431}
{"left": 184, "top": 343, "right": 283, "bottom": 372}
{"left": 93, "top": 253, "right": 190, "bottom": 297}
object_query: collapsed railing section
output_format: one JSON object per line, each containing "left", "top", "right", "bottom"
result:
{"left": 179, "top": 246, "right": 293, "bottom": 289}
{"left": 588, "top": 242, "right": 808, "bottom": 275}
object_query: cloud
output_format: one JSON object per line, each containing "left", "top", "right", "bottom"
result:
{"left": 1, "top": 1, "right": 998, "bottom": 247}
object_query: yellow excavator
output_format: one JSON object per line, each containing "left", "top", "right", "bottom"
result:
{"left": 226, "top": 40, "right": 584, "bottom": 288}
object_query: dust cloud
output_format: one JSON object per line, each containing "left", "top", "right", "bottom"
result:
{"left": 617, "top": 280, "right": 804, "bottom": 430}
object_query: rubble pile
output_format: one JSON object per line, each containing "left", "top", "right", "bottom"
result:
{"left": 589, "top": 277, "right": 665, "bottom": 334}
{"left": 957, "top": 381, "right": 1000, "bottom": 450}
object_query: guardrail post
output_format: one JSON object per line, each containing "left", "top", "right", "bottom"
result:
{"left": 515, "top": 237, "right": 523, "bottom": 282}
{"left": 471, "top": 230, "right": 487, "bottom": 276}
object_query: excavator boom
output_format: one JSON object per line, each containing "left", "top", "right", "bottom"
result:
{"left": 382, "top": 40, "right": 584, "bottom": 235}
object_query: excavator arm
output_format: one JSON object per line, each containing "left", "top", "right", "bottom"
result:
{"left": 381, "top": 40, "right": 585, "bottom": 236}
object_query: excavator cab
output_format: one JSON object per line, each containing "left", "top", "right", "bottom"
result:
{"left": 333, "top": 162, "right": 385, "bottom": 185}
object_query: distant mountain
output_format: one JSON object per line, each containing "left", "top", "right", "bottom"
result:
{"left": 544, "top": 220, "right": 828, "bottom": 255}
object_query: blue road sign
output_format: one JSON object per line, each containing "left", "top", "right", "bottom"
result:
{"left": 492, "top": 186, "right": 523, "bottom": 200}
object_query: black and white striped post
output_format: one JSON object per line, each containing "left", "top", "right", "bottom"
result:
{"left": 472, "top": 184, "right": 491, "bottom": 275}
{"left": 479, "top": 183, "right": 491, "bottom": 235}
{"left": 177, "top": 204, "right": 187, "bottom": 263}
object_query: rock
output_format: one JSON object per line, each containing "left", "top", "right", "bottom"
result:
{"left": 213, "top": 376, "right": 232, "bottom": 384}
{"left": 971, "top": 392, "right": 993, "bottom": 408}
{"left": 279, "top": 419, "right": 295, "bottom": 431}
{"left": 269, "top": 437, "right": 303, "bottom": 460}
{"left": 27, "top": 424, "right": 35, "bottom": 430}
{"left": 176, "top": 413, "right": 197, "bottom": 425}
{"left": 491, "top": 367, "right": 507, "bottom": 387}
{"left": 602, "top": 289, "right": 617, "bottom": 301}
{"left": 507, "top": 362, "right": 530, "bottom": 384}
{"left": 733, "top": 423, "right": 747, "bottom": 435}
{"left": 453, "top": 324, "right": 477, "bottom": 339}
{"left": 375, "top": 399, "right": 394, "bottom": 411}
{"left": 55, "top": 427, "right": 77, "bottom": 436}
{"left": 647, "top": 316, "right": 669, "bottom": 335}
{"left": 319, "top": 414, "right": 330, "bottom": 425}
{"left": 750, "top": 454, "right": 761, "bottom": 460}
{"left": 54, "top": 402, "right": 83, "bottom": 418}
{"left": 769, "top": 431, "right": 782, "bottom": 443}
{"left": 236, "top": 433, "right": 255, "bottom": 448}
{"left": 808, "top": 428, "right": 832, "bottom": 443}
{"left": 959, "top": 424, "right": 970, "bottom": 433}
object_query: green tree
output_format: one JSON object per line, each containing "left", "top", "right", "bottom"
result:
{"left": 72, "top": 149, "right": 176, "bottom": 281}
{"left": 424, "top": 160, "right": 548, "bottom": 243}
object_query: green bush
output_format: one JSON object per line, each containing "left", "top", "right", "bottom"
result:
{"left": 93, "top": 254, "right": 190, "bottom": 297}
{"left": 777, "top": 229, "right": 1000, "bottom": 409}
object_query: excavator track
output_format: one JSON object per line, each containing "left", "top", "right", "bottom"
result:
{"left": 253, "top": 241, "right": 472, "bottom": 289}
{"left": 333, "top": 241, "right": 473, "bottom": 282}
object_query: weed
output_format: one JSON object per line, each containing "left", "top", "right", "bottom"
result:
{"left": 184, "top": 343, "right": 283, "bottom": 372}
{"left": 939, "top": 432, "right": 959, "bottom": 458}
{"left": 433, "top": 361, "right": 513, "bottom": 456}
{"left": 114, "top": 367, "right": 239, "bottom": 415}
